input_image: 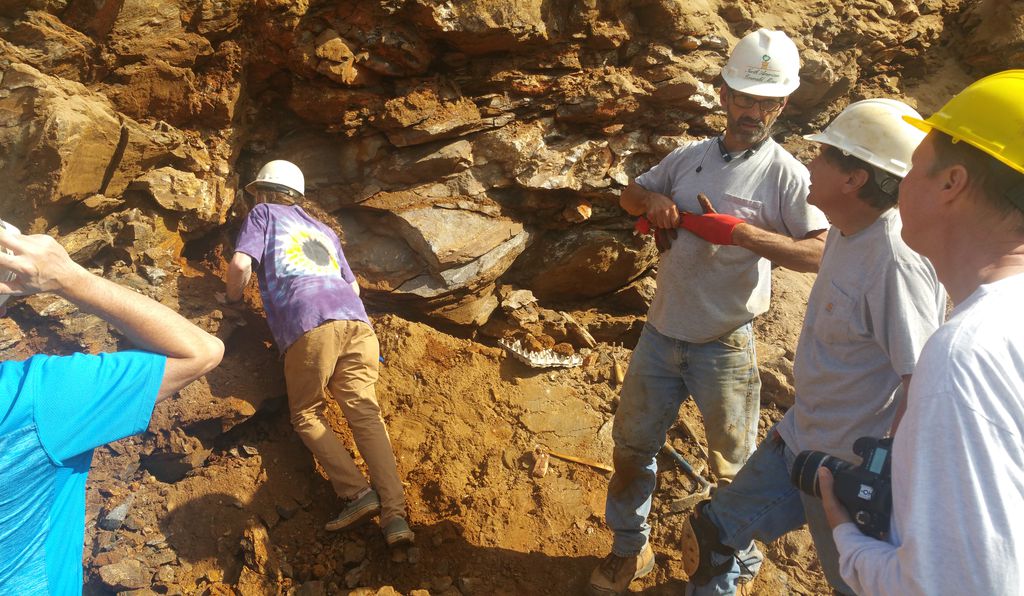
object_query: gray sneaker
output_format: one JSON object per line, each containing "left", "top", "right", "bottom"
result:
{"left": 381, "top": 516, "right": 415, "bottom": 547}
{"left": 325, "top": 489, "right": 381, "bottom": 532}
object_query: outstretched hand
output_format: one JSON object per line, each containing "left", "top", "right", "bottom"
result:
{"left": 679, "top": 193, "right": 744, "bottom": 245}
{"left": 0, "top": 228, "right": 86, "bottom": 298}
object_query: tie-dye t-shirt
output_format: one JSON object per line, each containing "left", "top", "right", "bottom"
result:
{"left": 235, "top": 203, "right": 369, "bottom": 351}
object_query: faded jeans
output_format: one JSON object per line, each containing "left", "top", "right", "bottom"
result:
{"left": 692, "top": 427, "right": 855, "bottom": 595}
{"left": 606, "top": 321, "right": 760, "bottom": 557}
{"left": 283, "top": 320, "right": 407, "bottom": 524}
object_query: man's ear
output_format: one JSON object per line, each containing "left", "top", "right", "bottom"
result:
{"left": 931, "top": 163, "right": 972, "bottom": 209}
{"left": 944, "top": 164, "right": 971, "bottom": 195}
{"left": 846, "top": 167, "right": 870, "bottom": 195}
{"left": 718, "top": 85, "right": 728, "bottom": 108}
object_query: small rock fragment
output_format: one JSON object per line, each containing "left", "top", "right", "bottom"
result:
{"left": 99, "top": 494, "right": 136, "bottom": 531}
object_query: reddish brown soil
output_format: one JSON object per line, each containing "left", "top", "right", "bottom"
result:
{"left": 85, "top": 313, "right": 828, "bottom": 595}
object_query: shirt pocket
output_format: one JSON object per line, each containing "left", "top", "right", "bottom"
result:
{"left": 813, "top": 281, "right": 855, "bottom": 344}
{"left": 718, "top": 193, "right": 764, "bottom": 226}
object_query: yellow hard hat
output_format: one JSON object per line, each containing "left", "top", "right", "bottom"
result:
{"left": 903, "top": 69, "right": 1024, "bottom": 175}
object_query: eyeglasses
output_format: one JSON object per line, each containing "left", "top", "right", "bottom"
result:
{"left": 727, "top": 88, "right": 786, "bottom": 113}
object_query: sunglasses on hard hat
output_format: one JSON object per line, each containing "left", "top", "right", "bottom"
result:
{"left": 727, "top": 87, "right": 786, "bottom": 113}
{"left": 254, "top": 181, "right": 301, "bottom": 199}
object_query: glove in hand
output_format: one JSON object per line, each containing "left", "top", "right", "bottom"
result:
{"left": 679, "top": 212, "right": 743, "bottom": 245}
{"left": 678, "top": 193, "right": 744, "bottom": 245}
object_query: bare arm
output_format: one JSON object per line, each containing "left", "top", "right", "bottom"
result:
{"left": 226, "top": 252, "right": 253, "bottom": 303}
{"left": 0, "top": 230, "right": 223, "bottom": 402}
{"left": 732, "top": 225, "right": 828, "bottom": 273}
{"left": 620, "top": 181, "right": 680, "bottom": 228}
{"left": 888, "top": 374, "right": 913, "bottom": 435}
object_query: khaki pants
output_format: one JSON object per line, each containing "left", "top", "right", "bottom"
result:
{"left": 283, "top": 320, "right": 406, "bottom": 523}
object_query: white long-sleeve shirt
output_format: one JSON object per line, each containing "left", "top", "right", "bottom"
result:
{"left": 833, "top": 273, "right": 1024, "bottom": 595}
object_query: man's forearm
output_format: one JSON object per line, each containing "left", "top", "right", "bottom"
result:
{"left": 833, "top": 523, "right": 903, "bottom": 596}
{"left": 732, "top": 225, "right": 827, "bottom": 273}
{"left": 620, "top": 182, "right": 656, "bottom": 215}
{"left": 60, "top": 268, "right": 223, "bottom": 399}
{"left": 62, "top": 271, "right": 211, "bottom": 357}
{"left": 889, "top": 375, "right": 913, "bottom": 435}
{"left": 620, "top": 182, "right": 679, "bottom": 227}
{"left": 0, "top": 230, "right": 223, "bottom": 400}
{"left": 226, "top": 253, "right": 252, "bottom": 303}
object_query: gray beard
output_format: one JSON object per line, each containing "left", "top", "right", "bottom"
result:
{"left": 732, "top": 122, "right": 770, "bottom": 146}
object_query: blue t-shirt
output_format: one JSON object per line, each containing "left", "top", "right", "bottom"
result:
{"left": 0, "top": 351, "right": 165, "bottom": 595}
{"left": 234, "top": 203, "right": 370, "bottom": 351}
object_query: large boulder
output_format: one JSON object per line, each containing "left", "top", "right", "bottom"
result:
{"left": 510, "top": 228, "right": 656, "bottom": 302}
{"left": 127, "top": 167, "right": 232, "bottom": 234}
{"left": 0, "top": 57, "right": 215, "bottom": 229}
{"left": 0, "top": 10, "right": 97, "bottom": 81}
{"left": 407, "top": 0, "right": 555, "bottom": 54}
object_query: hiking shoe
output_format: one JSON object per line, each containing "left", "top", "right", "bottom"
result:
{"left": 325, "top": 489, "right": 381, "bottom": 532}
{"left": 382, "top": 516, "right": 415, "bottom": 547}
{"left": 587, "top": 543, "right": 655, "bottom": 595}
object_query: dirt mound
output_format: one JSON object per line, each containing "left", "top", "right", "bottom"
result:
{"left": 84, "top": 311, "right": 825, "bottom": 595}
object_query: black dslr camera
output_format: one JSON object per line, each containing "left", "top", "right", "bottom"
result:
{"left": 791, "top": 436, "right": 894, "bottom": 540}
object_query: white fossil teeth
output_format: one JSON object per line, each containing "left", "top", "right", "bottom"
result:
{"left": 498, "top": 338, "right": 582, "bottom": 369}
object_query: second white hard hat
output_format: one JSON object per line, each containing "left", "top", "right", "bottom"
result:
{"left": 245, "top": 160, "right": 305, "bottom": 198}
{"left": 721, "top": 28, "right": 801, "bottom": 97}
{"left": 804, "top": 98, "right": 927, "bottom": 178}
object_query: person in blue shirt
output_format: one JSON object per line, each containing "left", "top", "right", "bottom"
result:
{"left": 0, "top": 225, "right": 224, "bottom": 594}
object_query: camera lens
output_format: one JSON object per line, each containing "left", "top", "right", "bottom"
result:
{"left": 792, "top": 450, "right": 828, "bottom": 496}
{"left": 791, "top": 450, "right": 852, "bottom": 497}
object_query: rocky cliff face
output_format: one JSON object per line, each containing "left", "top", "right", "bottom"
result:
{"left": 4, "top": 0, "right": 1015, "bottom": 436}
{"left": 0, "top": 1, "right": 1021, "bottom": 591}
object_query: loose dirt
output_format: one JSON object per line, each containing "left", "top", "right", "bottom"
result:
{"left": 85, "top": 310, "right": 828, "bottom": 595}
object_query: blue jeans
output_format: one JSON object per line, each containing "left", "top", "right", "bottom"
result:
{"left": 606, "top": 322, "right": 760, "bottom": 557}
{"left": 692, "top": 428, "right": 855, "bottom": 595}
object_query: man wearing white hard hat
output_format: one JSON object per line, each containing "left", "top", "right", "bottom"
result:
{"left": 225, "top": 160, "right": 414, "bottom": 547}
{"left": 590, "top": 29, "right": 829, "bottom": 595}
{"left": 821, "top": 70, "right": 1024, "bottom": 596}
{"left": 677, "top": 99, "right": 945, "bottom": 596}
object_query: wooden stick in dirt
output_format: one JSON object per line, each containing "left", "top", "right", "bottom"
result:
{"left": 546, "top": 450, "right": 614, "bottom": 473}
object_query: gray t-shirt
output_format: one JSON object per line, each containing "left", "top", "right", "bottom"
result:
{"left": 636, "top": 137, "right": 828, "bottom": 343}
{"left": 776, "top": 209, "right": 946, "bottom": 463}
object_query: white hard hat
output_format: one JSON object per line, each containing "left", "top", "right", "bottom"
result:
{"left": 721, "top": 29, "right": 801, "bottom": 97}
{"left": 245, "top": 160, "right": 305, "bottom": 198}
{"left": 804, "top": 98, "right": 927, "bottom": 178}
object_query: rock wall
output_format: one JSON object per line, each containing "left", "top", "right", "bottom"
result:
{"left": 0, "top": 0, "right": 1021, "bottom": 478}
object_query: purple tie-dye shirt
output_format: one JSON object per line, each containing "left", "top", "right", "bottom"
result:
{"left": 235, "top": 203, "right": 369, "bottom": 352}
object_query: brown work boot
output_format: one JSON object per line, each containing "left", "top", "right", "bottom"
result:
{"left": 587, "top": 543, "right": 655, "bottom": 595}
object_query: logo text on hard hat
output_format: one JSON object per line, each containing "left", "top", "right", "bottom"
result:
{"left": 761, "top": 54, "right": 771, "bottom": 68}
{"left": 743, "top": 65, "right": 781, "bottom": 84}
